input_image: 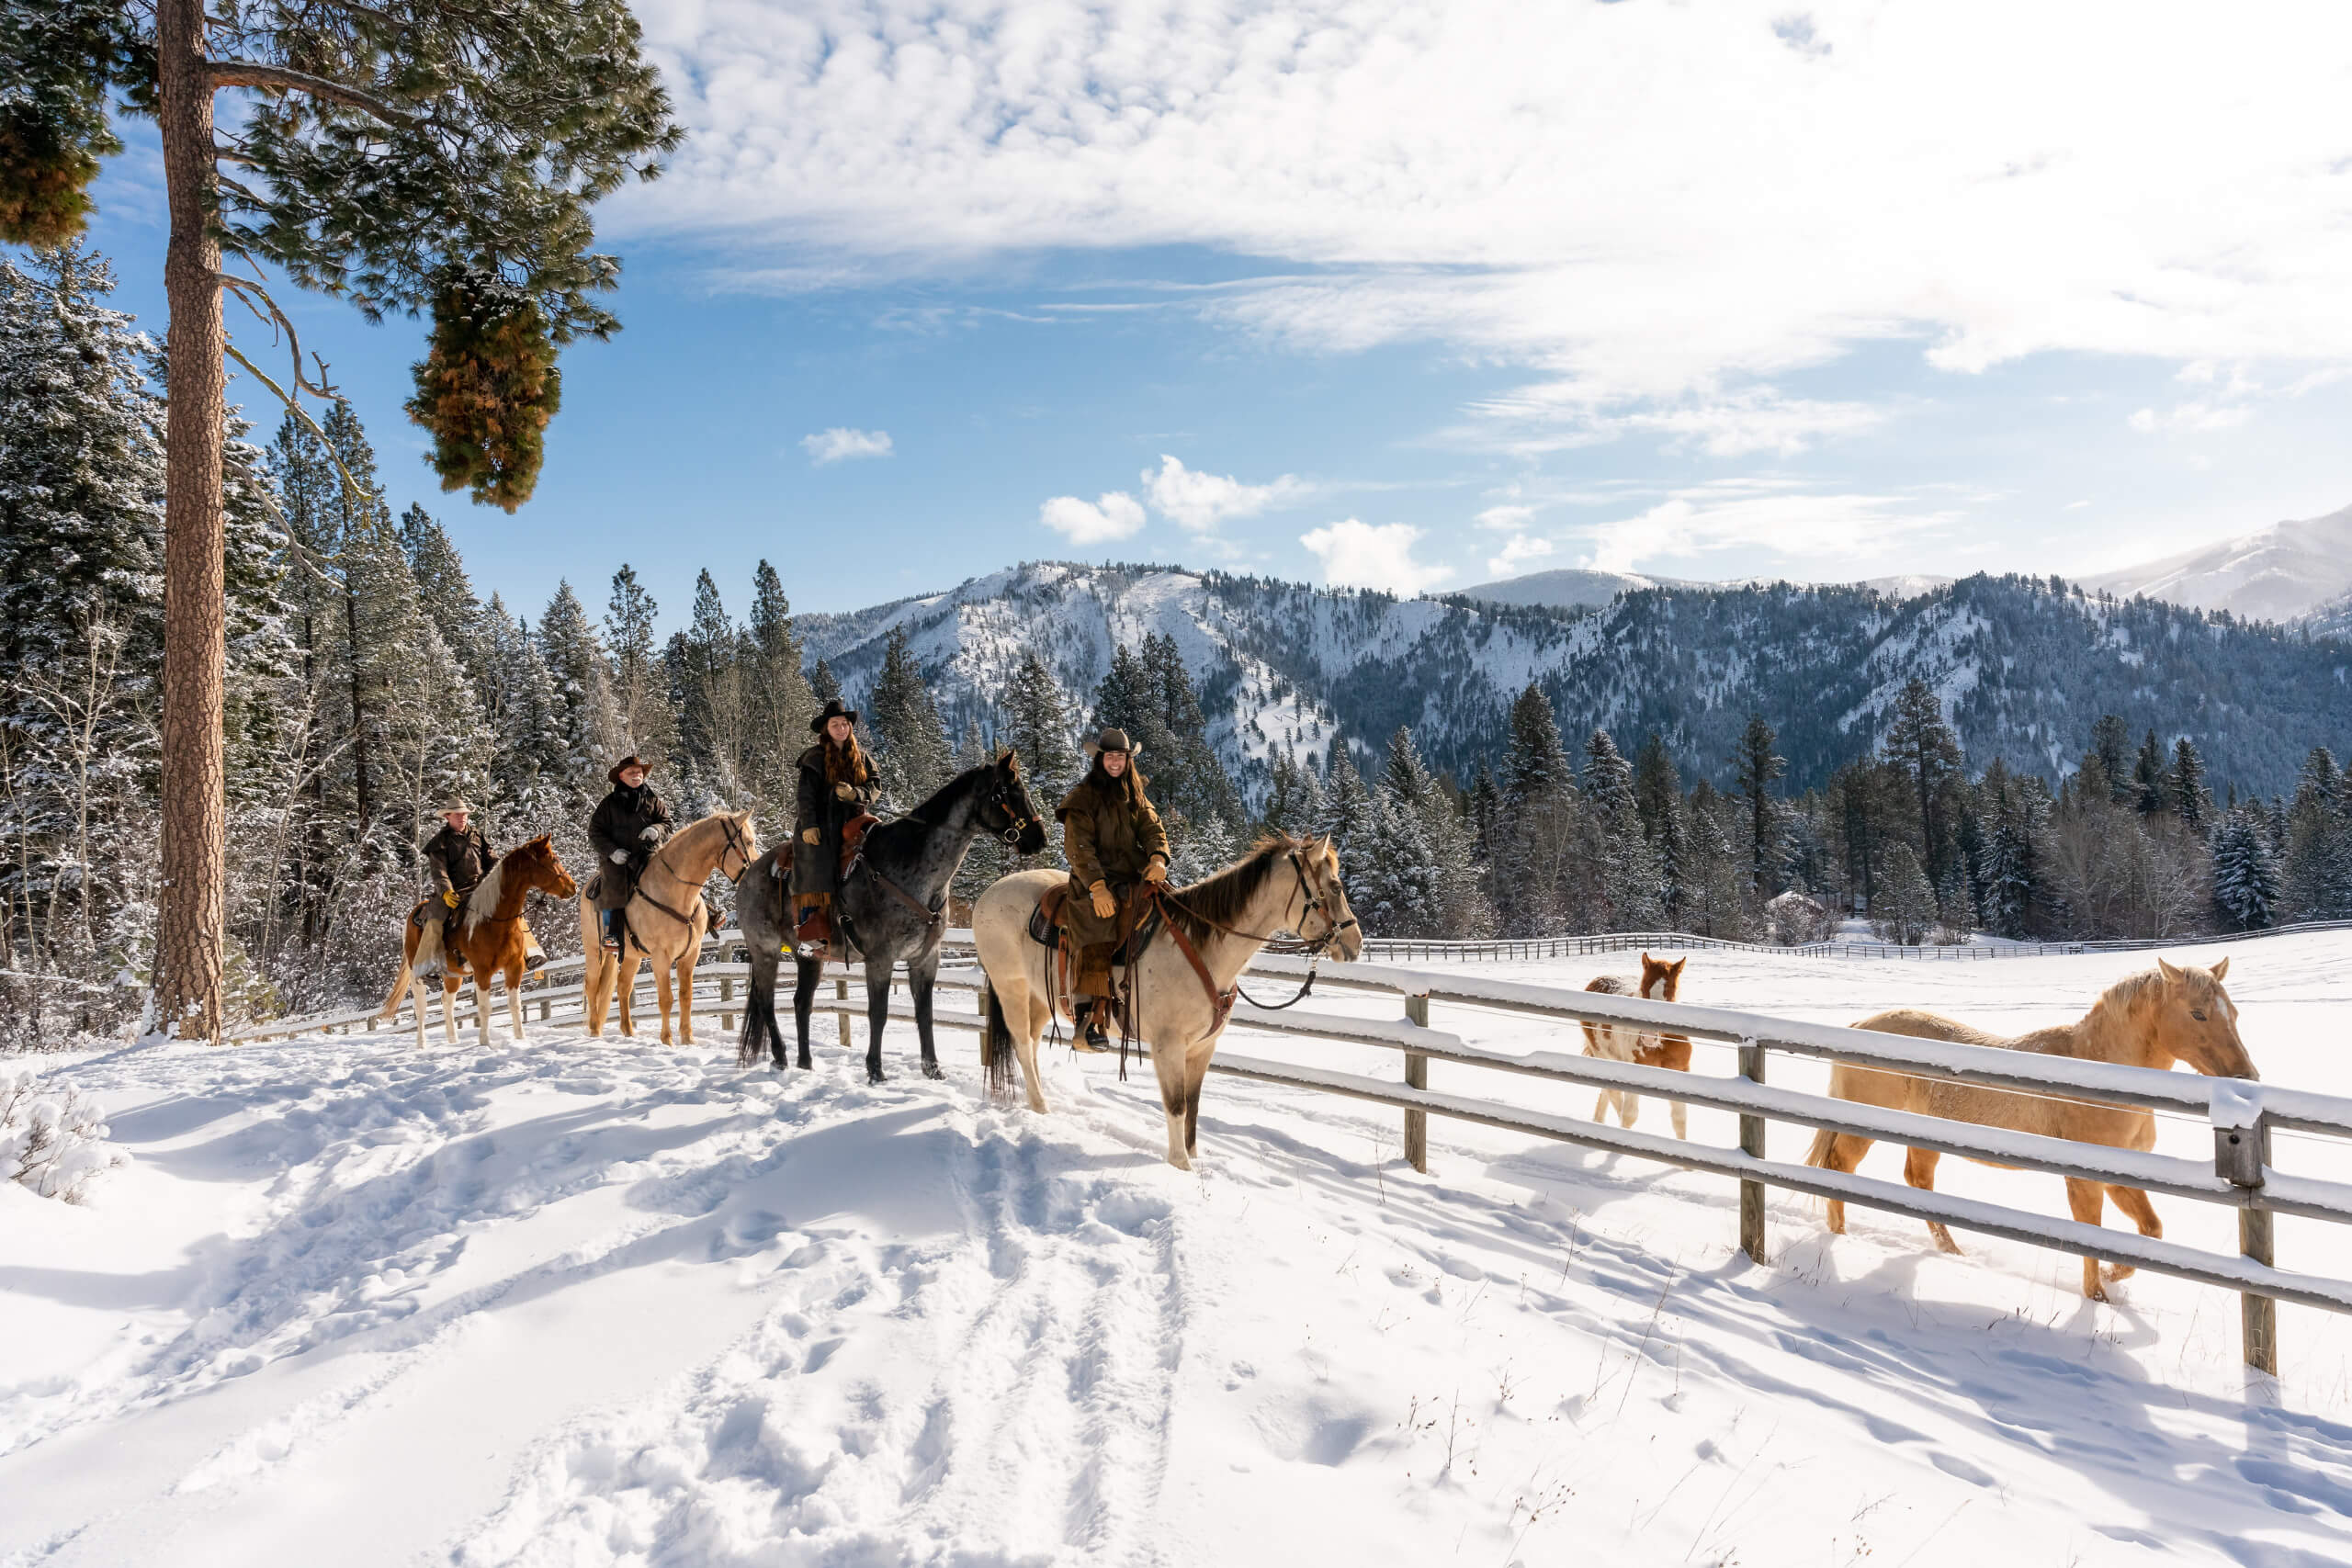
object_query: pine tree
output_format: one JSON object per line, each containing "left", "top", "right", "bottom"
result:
{"left": 676, "top": 569, "right": 745, "bottom": 799}
{"left": 2211, "top": 805, "right": 2282, "bottom": 931}
{"left": 1634, "top": 732, "right": 1690, "bottom": 927}
{"left": 1733, "top": 714, "right": 1786, "bottom": 896}
{"left": 742, "top": 559, "right": 814, "bottom": 827}
{"left": 866, "top": 625, "right": 952, "bottom": 807}
{"left": 1883, "top": 677, "right": 1964, "bottom": 883}
{"left": 604, "top": 565, "right": 673, "bottom": 764}
{"left": 1583, "top": 728, "right": 1663, "bottom": 931}
{"left": 1001, "top": 649, "right": 1079, "bottom": 804}
{"left": 1315, "top": 744, "right": 1377, "bottom": 855}
{"left": 397, "top": 503, "right": 485, "bottom": 680}
{"left": 951, "top": 721, "right": 1013, "bottom": 901}
{"left": 537, "top": 580, "right": 620, "bottom": 786}
{"left": 2171, "top": 736, "right": 2207, "bottom": 832}
{"left": 809, "top": 659, "right": 842, "bottom": 707}
{"left": 2134, "top": 729, "right": 2171, "bottom": 817}
{"left": 2089, "top": 715, "right": 2135, "bottom": 805}
{"left": 1873, "top": 841, "right": 1939, "bottom": 946}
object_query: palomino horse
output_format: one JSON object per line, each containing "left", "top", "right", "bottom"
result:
{"left": 375, "top": 835, "right": 577, "bottom": 1048}
{"left": 974, "top": 834, "right": 1363, "bottom": 1170}
{"left": 738, "top": 752, "right": 1046, "bottom": 1083}
{"left": 1806, "top": 956, "right": 2256, "bottom": 1301}
{"left": 577, "top": 811, "right": 758, "bottom": 1044}
{"left": 1581, "top": 952, "right": 1690, "bottom": 1137}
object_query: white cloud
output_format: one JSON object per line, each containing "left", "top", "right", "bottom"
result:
{"left": 626, "top": 2, "right": 2352, "bottom": 411}
{"left": 1465, "top": 387, "right": 1885, "bottom": 458}
{"left": 1039, "top": 491, "right": 1148, "bottom": 545}
{"left": 801, "top": 427, "right": 894, "bottom": 464}
{"left": 1300, "top": 519, "right": 1453, "bottom": 595}
{"left": 1485, "top": 534, "right": 1555, "bottom": 579}
{"left": 1578, "top": 483, "right": 1960, "bottom": 574}
{"left": 2128, "top": 402, "right": 2254, "bottom": 435}
{"left": 1141, "top": 455, "right": 1310, "bottom": 535}
{"left": 1475, "top": 503, "right": 1536, "bottom": 532}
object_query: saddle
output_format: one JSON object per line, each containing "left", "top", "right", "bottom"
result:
{"left": 1028, "top": 884, "right": 1159, "bottom": 1025}
{"left": 838, "top": 813, "right": 877, "bottom": 879}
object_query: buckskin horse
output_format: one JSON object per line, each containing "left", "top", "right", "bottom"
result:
{"left": 1806, "top": 957, "right": 2257, "bottom": 1301}
{"left": 973, "top": 834, "right": 1363, "bottom": 1170}
{"left": 375, "top": 835, "right": 576, "bottom": 1049}
{"left": 738, "top": 751, "right": 1047, "bottom": 1083}
{"left": 576, "top": 810, "right": 758, "bottom": 1044}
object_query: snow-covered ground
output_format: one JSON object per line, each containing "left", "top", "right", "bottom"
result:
{"left": 6, "top": 933, "right": 2352, "bottom": 1566}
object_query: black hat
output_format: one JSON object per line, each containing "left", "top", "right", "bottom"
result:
{"left": 607, "top": 754, "right": 654, "bottom": 784}
{"left": 810, "top": 698, "right": 861, "bottom": 735}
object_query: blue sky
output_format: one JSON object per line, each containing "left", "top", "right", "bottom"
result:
{"left": 63, "top": 0, "right": 2352, "bottom": 630}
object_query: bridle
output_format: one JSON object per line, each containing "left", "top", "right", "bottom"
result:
{"left": 716, "top": 813, "right": 755, "bottom": 882}
{"left": 979, "top": 768, "right": 1041, "bottom": 848}
{"left": 629, "top": 815, "right": 754, "bottom": 938}
{"left": 1148, "top": 845, "right": 1358, "bottom": 1015}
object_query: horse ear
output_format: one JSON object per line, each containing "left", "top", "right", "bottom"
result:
{"left": 2156, "top": 956, "right": 2184, "bottom": 983}
{"left": 2211, "top": 955, "right": 2230, "bottom": 982}
{"left": 1671, "top": 958, "right": 1687, "bottom": 976}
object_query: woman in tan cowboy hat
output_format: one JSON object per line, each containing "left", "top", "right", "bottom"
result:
{"left": 1056, "top": 726, "right": 1170, "bottom": 1048}
{"left": 789, "top": 699, "right": 878, "bottom": 955}
{"left": 589, "top": 754, "right": 671, "bottom": 951}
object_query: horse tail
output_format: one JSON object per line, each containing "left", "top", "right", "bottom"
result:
{"left": 738, "top": 956, "right": 775, "bottom": 1068}
{"left": 1804, "top": 1125, "right": 1840, "bottom": 1169}
{"left": 983, "top": 984, "right": 1016, "bottom": 1101}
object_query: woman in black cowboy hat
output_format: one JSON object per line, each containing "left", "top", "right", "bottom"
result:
{"left": 589, "top": 753, "right": 672, "bottom": 951}
{"left": 1056, "top": 726, "right": 1170, "bottom": 1047}
{"left": 789, "top": 699, "right": 878, "bottom": 955}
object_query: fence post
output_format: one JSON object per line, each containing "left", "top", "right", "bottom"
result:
{"left": 719, "top": 975, "right": 733, "bottom": 1033}
{"left": 2217, "top": 1108, "right": 2277, "bottom": 1374}
{"left": 1738, "top": 1036, "right": 1767, "bottom": 1264}
{"left": 835, "top": 976, "right": 851, "bottom": 1047}
{"left": 1403, "top": 991, "right": 1430, "bottom": 1174}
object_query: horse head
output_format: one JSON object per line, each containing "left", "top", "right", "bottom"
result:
{"left": 2151, "top": 955, "right": 2256, "bottom": 1080}
{"left": 1299, "top": 835, "right": 1363, "bottom": 962}
{"left": 516, "top": 834, "right": 578, "bottom": 900}
{"left": 989, "top": 750, "right": 1051, "bottom": 855}
{"left": 1638, "top": 952, "right": 1687, "bottom": 1002}
{"left": 719, "top": 811, "right": 761, "bottom": 882}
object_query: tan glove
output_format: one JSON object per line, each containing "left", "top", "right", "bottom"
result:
{"left": 1142, "top": 858, "right": 1169, "bottom": 884}
{"left": 833, "top": 781, "right": 856, "bottom": 801}
{"left": 1090, "top": 881, "right": 1117, "bottom": 920}
{"left": 443, "top": 890, "right": 459, "bottom": 908}
{"left": 802, "top": 828, "right": 821, "bottom": 845}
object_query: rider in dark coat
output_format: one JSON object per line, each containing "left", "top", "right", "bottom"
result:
{"left": 1056, "top": 727, "right": 1170, "bottom": 1046}
{"left": 589, "top": 754, "right": 671, "bottom": 950}
{"left": 790, "top": 699, "right": 877, "bottom": 954}
{"left": 421, "top": 800, "right": 495, "bottom": 965}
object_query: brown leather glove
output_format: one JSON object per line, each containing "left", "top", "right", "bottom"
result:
{"left": 1089, "top": 881, "right": 1117, "bottom": 919}
{"left": 833, "top": 781, "right": 856, "bottom": 801}
{"left": 443, "top": 890, "right": 459, "bottom": 908}
{"left": 802, "top": 828, "right": 821, "bottom": 845}
{"left": 1142, "top": 858, "right": 1169, "bottom": 884}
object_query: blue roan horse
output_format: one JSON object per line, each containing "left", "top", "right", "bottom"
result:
{"left": 737, "top": 752, "right": 1047, "bottom": 1082}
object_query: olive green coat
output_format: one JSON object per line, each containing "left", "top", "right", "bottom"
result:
{"left": 1056, "top": 768, "right": 1170, "bottom": 947}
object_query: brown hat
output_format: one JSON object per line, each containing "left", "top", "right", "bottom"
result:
{"left": 809, "top": 698, "right": 861, "bottom": 735}
{"left": 440, "top": 799, "right": 471, "bottom": 817}
{"left": 1085, "top": 727, "right": 1137, "bottom": 756}
{"left": 607, "top": 754, "right": 653, "bottom": 784}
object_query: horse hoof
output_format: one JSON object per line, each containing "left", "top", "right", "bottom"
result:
{"left": 867, "top": 1066, "right": 888, "bottom": 1085}
{"left": 922, "top": 1062, "right": 945, "bottom": 1080}
{"left": 797, "top": 1056, "right": 812, "bottom": 1071}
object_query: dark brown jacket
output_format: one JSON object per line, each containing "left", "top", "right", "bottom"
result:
{"left": 1057, "top": 764, "right": 1170, "bottom": 945}
{"left": 424, "top": 824, "right": 495, "bottom": 904}
{"left": 588, "top": 783, "right": 671, "bottom": 911}
{"left": 791, "top": 741, "right": 877, "bottom": 898}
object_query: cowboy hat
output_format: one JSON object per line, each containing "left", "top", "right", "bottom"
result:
{"left": 809, "top": 698, "right": 861, "bottom": 734}
{"left": 440, "top": 799, "right": 471, "bottom": 817}
{"left": 606, "top": 754, "right": 654, "bottom": 784}
{"left": 1084, "top": 727, "right": 1139, "bottom": 756}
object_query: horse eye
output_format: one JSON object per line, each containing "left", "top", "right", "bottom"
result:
{"left": 2190, "top": 1010, "right": 2208, "bottom": 1021}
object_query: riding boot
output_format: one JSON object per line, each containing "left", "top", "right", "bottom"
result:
{"left": 602, "top": 908, "right": 624, "bottom": 952}
{"left": 1072, "top": 999, "right": 1111, "bottom": 1053}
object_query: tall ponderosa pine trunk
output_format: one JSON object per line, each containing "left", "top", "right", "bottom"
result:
{"left": 155, "top": 0, "right": 228, "bottom": 1041}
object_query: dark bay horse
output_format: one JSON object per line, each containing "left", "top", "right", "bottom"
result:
{"left": 738, "top": 751, "right": 1047, "bottom": 1083}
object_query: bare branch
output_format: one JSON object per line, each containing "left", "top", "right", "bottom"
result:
{"left": 208, "top": 61, "right": 419, "bottom": 126}
{"left": 220, "top": 341, "right": 369, "bottom": 505}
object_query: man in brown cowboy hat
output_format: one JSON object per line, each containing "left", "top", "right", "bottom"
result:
{"left": 417, "top": 800, "right": 495, "bottom": 977}
{"left": 790, "top": 699, "right": 877, "bottom": 956}
{"left": 1057, "top": 726, "right": 1170, "bottom": 1048}
{"left": 589, "top": 754, "right": 672, "bottom": 952}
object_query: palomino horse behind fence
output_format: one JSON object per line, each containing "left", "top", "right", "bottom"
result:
{"left": 577, "top": 811, "right": 758, "bottom": 1044}
{"left": 375, "top": 835, "right": 577, "bottom": 1048}
{"left": 973, "top": 834, "right": 1363, "bottom": 1170}
{"left": 1806, "top": 956, "right": 2256, "bottom": 1301}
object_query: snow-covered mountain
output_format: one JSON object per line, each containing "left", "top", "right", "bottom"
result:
{"left": 2082, "top": 502, "right": 2352, "bottom": 622}
{"left": 800, "top": 562, "right": 2352, "bottom": 796}
{"left": 2306, "top": 588, "right": 2352, "bottom": 643}
{"left": 1454, "top": 568, "right": 1952, "bottom": 611}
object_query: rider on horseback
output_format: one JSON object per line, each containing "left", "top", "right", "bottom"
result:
{"left": 1057, "top": 727, "right": 1170, "bottom": 1049}
{"left": 590, "top": 754, "right": 671, "bottom": 952}
{"left": 419, "top": 800, "right": 494, "bottom": 975}
{"left": 790, "top": 699, "right": 877, "bottom": 957}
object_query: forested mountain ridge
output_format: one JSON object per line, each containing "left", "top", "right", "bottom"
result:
{"left": 801, "top": 563, "right": 2352, "bottom": 797}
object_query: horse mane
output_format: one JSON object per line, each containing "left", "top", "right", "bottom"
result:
{"left": 463, "top": 854, "right": 508, "bottom": 936}
{"left": 1162, "top": 835, "right": 1303, "bottom": 943}
{"left": 871, "top": 763, "right": 993, "bottom": 849}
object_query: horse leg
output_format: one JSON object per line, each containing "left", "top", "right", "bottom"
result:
{"left": 1806, "top": 1129, "right": 1873, "bottom": 1235}
{"left": 1019, "top": 984, "right": 1055, "bottom": 1114}
{"left": 617, "top": 952, "right": 639, "bottom": 1038}
{"left": 865, "top": 964, "right": 893, "bottom": 1084}
{"left": 653, "top": 958, "right": 676, "bottom": 1046}
{"left": 1903, "top": 1146, "right": 1962, "bottom": 1255}
{"left": 2102, "top": 1186, "right": 2162, "bottom": 1287}
{"left": 792, "top": 954, "right": 819, "bottom": 1070}
{"left": 1153, "top": 1045, "right": 1192, "bottom": 1171}
{"left": 506, "top": 963, "right": 526, "bottom": 1043}
{"left": 474, "top": 969, "right": 493, "bottom": 1048}
{"left": 910, "top": 953, "right": 944, "bottom": 1079}
{"left": 2065, "top": 1179, "right": 2112, "bottom": 1301}
{"left": 442, "top": 975, "right": 461, "bottom": 1046}
{"left": 1617, "top": 1090, "right": 1639, "bottom": 1129}
{"left": 1183, "top": 1049, "right": 1210, "bottom": 1158}
{"left": 673, "top": 950, "right": 695, "bottom": 1046}
{"left": 410, "top": 976, "right": 428, "bottom": 1052}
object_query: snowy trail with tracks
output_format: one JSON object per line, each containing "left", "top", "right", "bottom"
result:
{"left": 6, "top": 933, "right": 2352, "bottom": 1565}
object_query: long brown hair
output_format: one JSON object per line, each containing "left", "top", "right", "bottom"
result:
{"left": 1081, "top": 752, "right": 1148, "bottom": 806}
{"left": 823, "top": 734, "right": 869, "bottom": 786}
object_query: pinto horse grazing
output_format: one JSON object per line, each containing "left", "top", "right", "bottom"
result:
{"left": 1806, "top": 956, "right": 2256, "bottom": 1301}
{"left": 737, "top": 752, "right": 1047, "bottom": 1084}
{"left": 576, "top": 810, "right": 758, "bottom": 1044}
{"left": 375, "top": 835, "right": 577, "bottom": 1048}
{"left": 974, "top": 834, "right": 1363, "bottom": 1170}
{"left": 1580, "top": 952, "right": 1690, "bottom": 1137}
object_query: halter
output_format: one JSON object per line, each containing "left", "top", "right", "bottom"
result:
{"left": 629, "top": 816, "right": 754, "bottom": 939}
{"left": 1148, "top": 846, "right": 1357, "bottom": 1014}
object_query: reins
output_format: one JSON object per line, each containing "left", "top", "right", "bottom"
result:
{"left": 628, "top": 816, "right": 753, "bottom": 945}
{"left": 1149, "top": 850, "right": 1354, "bottom": 1012}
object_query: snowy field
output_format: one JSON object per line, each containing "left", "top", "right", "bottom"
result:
{"left": 5, "top": 934, "right": 2352, "bottom": 1566}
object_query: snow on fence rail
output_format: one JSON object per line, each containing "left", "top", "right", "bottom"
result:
{"left": 1351, "top": 917, "right": 2352, "bottom": 964}
{"left": 229, "top": 932, "right": 2350, "bottom": 1376}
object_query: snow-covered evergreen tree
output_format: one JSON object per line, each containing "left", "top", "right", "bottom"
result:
{"left": 2211, "top": 805, "right": 2282, "bottom": 931}
{"left": 605, "top": 564, "right": 674, "bottom": 765}
{"left": 866, "top": 624, "right": 953, "bottom": 808}
{"left": 1872, "top": 841, "right": 1938, "bottom": 946}
{"left": 537, "top": 580, "right": 620, "bottom": 788}
{"left": 1315, "top": 743, "right": 1376, "bottom": 855}
{"left": 1001, "top": 648, "right": 1078, "bottom": 805}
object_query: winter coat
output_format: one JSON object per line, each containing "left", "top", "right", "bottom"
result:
{"left": 424, "top": 824, "right": 496, "bottom": 908}
{"left": 1056, "top": 765, "right": 1170, "bottom": 947}
{"left": 790, "top": 742, "right": 877, "bottom": 901}
{"left": 588, "top": 783, "right": 672, "bottom": 911}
